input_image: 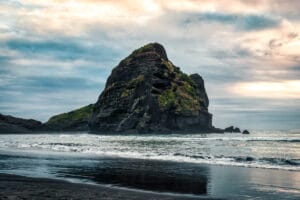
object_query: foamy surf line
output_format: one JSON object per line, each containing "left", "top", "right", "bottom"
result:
{"left": 56, "top": 134, "right": 300, "bottom": 142}
{"left": 1, "top": 148, "right": 299, "bottom": 171}
{"left": 0, "top": 131, "right": 299, "bottom": 172}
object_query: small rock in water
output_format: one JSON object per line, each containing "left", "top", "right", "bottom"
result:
{"left": 224, "top": 126, "right": 241, "bottom": 133}
{"left": 234, "top": 127, "right": 241, "bottom": 133}
{"left": 246, "top": 156, "right": 254, "bottom": 161}
{"left": 242, "top": 130, "right": 250, "bottom": 134}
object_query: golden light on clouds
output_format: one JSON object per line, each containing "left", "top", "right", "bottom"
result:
{"left": 11, "top": 0, "right": 165, "bottom": 35}
{"left": 281, "top": 39, "right": 300, "bottom": 56}
{"left": 232, "top": 81, "right": 300, "bottom": 98}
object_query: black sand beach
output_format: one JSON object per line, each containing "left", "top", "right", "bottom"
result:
{"left": 0, "top": 150, "right": 300, "bottom": 199}
{"left": 0, "top": 131, "right": 300, "bottom": 199}
{"left": 0, "top": 173, "right": 213, "bottom": 200}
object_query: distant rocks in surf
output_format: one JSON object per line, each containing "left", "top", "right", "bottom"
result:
{"left": 215, "top": 126, "right": 250, "bottom": 134}
{"left": 224, "top": 126, "right": 241, "bottom": 133}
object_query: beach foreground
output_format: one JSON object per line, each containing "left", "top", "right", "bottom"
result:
{"left": 0, "top": 132, "right": 299, "bottom": 199}
{"left": 0, "top": 153, "right": 300, "bottom": 199}
{"left": 0, "top": 173, "right": 212, "bottom": 200}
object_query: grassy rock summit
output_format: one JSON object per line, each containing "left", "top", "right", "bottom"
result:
{"left": 45, "top": 104, "right": 94, "bottom": 131}
{"left": 89, "top": 43, "right": 213, "bottom": 133}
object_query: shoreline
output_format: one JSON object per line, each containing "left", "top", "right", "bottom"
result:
{"left": 0, "top": 132, "right": 299, "bottom": 199}
{"left": 1, "top": 147, "right": 298, "bottom": 172}
{"left": 0, "top": 173, "right": 216, "bottom": 200}
{"left": 1, "top": 154, "right": 300, "bottom": 199}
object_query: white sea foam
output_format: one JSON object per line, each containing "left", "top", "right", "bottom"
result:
{"left": 0, "top": 131, "right": 299, "bottom": 171}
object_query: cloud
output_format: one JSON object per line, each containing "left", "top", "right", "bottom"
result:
{"left": 269, "top": 32, "right": 299, "bottom": 49}
{"left": 182, "top": 12, "right": 282, "bottom": 31}
{"left": 0, "top": 55, "right": 11, "bottom": 65}
{"left": 230, "top": 81, "right": 300, "bottom": 99}
{"left": 0, "top": 0, "right": 299, "bottom": 129}
{"left": 210, "top": 97, "right": 300, "bottom": 129}
{"left": 1, "top": 76, "right": 100, "bottom": 91}
{"left": 0, "top": 89, "right": 100, "bottom": 122}
{"left": 4, "top": 38, "right": 121, "bottom": 61}
{"left": 267, "top": 0, "right": 300, "bottom": 20}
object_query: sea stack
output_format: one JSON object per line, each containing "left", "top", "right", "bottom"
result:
{"left": 89, "top": 43, "right": 213, "bottom": 133}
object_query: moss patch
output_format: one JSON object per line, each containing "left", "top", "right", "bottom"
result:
{"left": 119, "top": 75, "right": 145, "bottom": 98}
{"left": 128, "top": 75, "right": 145, "bottom": 88}
{"left": 158, "top": 65, "right": 200, "bottom": 114}
{"left": 162, "top": 60, "right": 174, "bottom": 72}
{"left": 122, "top": 57, "right": 132, "bottom": 65}
{"left": 132, "top": 43, "right": 153, "bottom": 55}
{"left": 159, "top": 86, "right": 200, "bottom": 114}
{"left": 121, "top": 89, "right": 130, "bottom": 98}
{"left": 158, "top": 89, "right": 176, "bottom": 108}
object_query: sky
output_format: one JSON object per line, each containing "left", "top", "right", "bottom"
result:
{"left": 0, "top": 0, "right": 300, "bottom": 130}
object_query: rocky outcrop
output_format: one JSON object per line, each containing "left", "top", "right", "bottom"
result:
{"left": 242, "top": 130, "right": 250, "bottom": 134}
{"left": 0, "top": 113, "right": 43, "bottom": 133}
{"left": 224, "top": 126, "right": 241, "bottom": 133}
{"left": 45, "top": 104, "right": 94, "bottom": 131}
{"left": 89, "top": 43, "right": 213, "bottom": 133}
{"left": 1, "top": 43, "right": 247, "bottom": 134}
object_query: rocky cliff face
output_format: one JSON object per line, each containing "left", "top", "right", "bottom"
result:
{"left": 0, "top": 113, "right": 43, "bottom": 133}
{"left": 89, "top": 43, "right": 212, "bottom": 133}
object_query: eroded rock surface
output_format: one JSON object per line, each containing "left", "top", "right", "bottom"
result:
{"left": 89, "top": 43, "right": 213, "bottom": 133}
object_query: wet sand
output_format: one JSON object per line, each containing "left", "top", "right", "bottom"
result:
{"left": 0, "top": 151, "right": 300, "bottom": 199}
{"left": 0, "top": 173, "right": 216, "bottom": 200}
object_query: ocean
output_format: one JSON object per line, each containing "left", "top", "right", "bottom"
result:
{"left": 0, "top": 130, "right": 299, "bottom": 199}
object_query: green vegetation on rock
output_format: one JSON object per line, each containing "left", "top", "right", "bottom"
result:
{"left": 162, "top": 60, "right": 174, "bottom": 72}
{"left": 89, "top": 42, "right": 212, "bottom": 132}
{"left": 158, "top": 65, "right": 201, "bottom": 114}
{"left": 158, "top": 84, "right": 200, "bottom": 114}
{"left": 121, "top": 89, "right": 130, "bottom": 98}
{"left": 132, "top": 43, "right": 154, "bottom": 55}
{"left": 128, "top": 75, "right": 144, "bottom": 87}
{"left": 46, "top": 104, "right": 94, "bottom": 130}
{"left": 120, "top": 75, "right": 145, "bottom": 98}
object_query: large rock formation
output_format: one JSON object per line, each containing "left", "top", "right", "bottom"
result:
{"left": 0, "top": 113, "right": 43, "bottom": 133}
{"left": 44, "top": 104, "right": 93, "bottom": 131}
{"left": 89, "top": 43, "right": 213, "bottom": 133}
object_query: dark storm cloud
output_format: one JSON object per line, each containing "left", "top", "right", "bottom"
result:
{"left": 5, "top": 38, "right": 120, "bottom": 61}
{"left": 211, "top": 47, "right": 253, "bottom": 59}
{"left": 183, "top": 12, "right": 281, "bottom": 31}
{"left": 291, "top": 65, "right": 300, "bottom": 71}
{"left": 21, "top": 76, "right": 100, "bottom": 90}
